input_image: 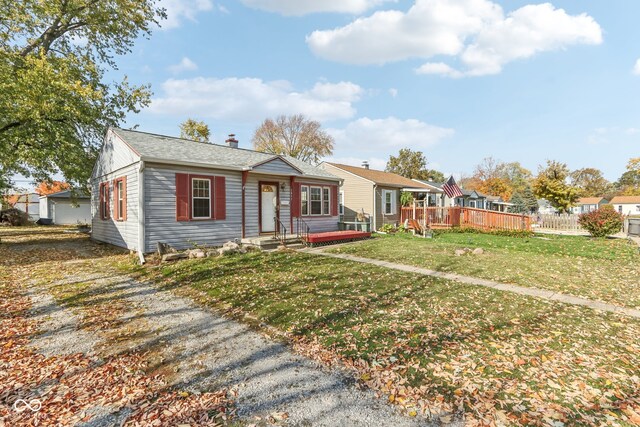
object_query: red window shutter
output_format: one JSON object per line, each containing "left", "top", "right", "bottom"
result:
{"left": 290, "top": 182, "right": 300, "bottom": 218}
{"left": 331, "top": 185, "right": 338, "bottom": 217}
{"left": 121, "top": 177, "right": 127, "bottom": 221}
{"left": 214, "top": 176, "right": 226, "bottom": 220}
{"left": 112, "top": 179, "right": 119, "bottom": 219}
{"left": 175, "top": 173, "right": 190, "bottom": 221}
{"left": 105, "top": 183, "right": 110, "bottom": 219}
{"left": 99, "top": 183, "right": 105, "bottom": 220}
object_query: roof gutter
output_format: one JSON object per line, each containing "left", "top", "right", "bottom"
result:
{"left": 138, "top": 160, "right": 146, "bottom": 265}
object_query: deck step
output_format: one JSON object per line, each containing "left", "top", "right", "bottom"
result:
{"left": 241, "top": 236, "right": 303, "bottom": 250}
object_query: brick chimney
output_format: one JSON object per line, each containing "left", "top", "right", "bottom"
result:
{"left": 225, "top": 134, "right": 238, "bottom": 149}
{"left": 362, "top": 161, "right": 369, "bottom": 170}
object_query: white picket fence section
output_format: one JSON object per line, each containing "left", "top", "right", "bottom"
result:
{"left": 533, "top": 214, "right": 582, "bottom": 231}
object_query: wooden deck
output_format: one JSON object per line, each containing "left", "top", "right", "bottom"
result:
{"left": 401, "top": 206, "right": 531, "bottom": 232}
{"left": 304, "top": 230, "right": 371, "bottom": 247}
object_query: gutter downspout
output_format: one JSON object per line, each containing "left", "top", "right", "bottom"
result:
{"left": 373, "top": 184, "right": 377, "bottom": 231}
{"left": 138, "top": 161, "right": 146, "bottom": 264}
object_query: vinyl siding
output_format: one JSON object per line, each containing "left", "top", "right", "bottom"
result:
{"left": 375, "top": 186, "right": 401, "bottom": 229}
{"left": 320, "top": 164, "right": 374, "bottom": 220}
{"left": 294, "top": 178, "right": 340, "bottom": 234}
{"left": 143, "top": 163, "right": 243, "bottom": 252}
{"left": 252, "top": 158, "right": 302, "bottom": 176}
{"left": 91, "top": 163, "right": 139, "bottom": 250}
{"left": 92, "top": 130, "right": 140, "bottom": 179}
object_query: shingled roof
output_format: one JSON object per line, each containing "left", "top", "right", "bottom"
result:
{"left": 325, "top": 163, "right": 433, "bottom": 189}
{"left": 610, "top": 196, "right": 640, "bottom": 204}
{"left": 112, "top": 128, "right": 338, "bottom": 180}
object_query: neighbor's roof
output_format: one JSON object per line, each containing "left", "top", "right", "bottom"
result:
{"left": 577, "top": 197, "right": 606, "bottom": 205}
{"left": 325, "top": 163, "right": 433, "bottom": 189}
{"left": 112, "top": 128, "right": 338, "bottom": 180}
{"left": 610, "top": 195, "right": 640, "bottom": 204}
{"left": 40, "top": 190, "right": 90, "bottom": 199}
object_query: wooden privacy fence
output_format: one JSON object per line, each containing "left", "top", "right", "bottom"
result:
{"left": 534, "top": 214, "right": 582, "bottom": 231}
{"left": 401, "top": 206, "right": 531, "bottom": 231}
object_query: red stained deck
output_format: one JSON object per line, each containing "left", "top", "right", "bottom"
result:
{"left": 304, "top": 230, "right": 371, "bottom": 245}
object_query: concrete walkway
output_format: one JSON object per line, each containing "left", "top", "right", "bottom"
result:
{"left": 304, "top": 249, "right": 640, "bottom": 320}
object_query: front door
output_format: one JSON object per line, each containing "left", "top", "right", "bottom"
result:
{"left": 260, "top": 184, "right": 278, "bottom": 233}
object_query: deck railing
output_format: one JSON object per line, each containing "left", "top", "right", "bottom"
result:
{"left": 401, "top": 206, "right": 531, "bottom": 231}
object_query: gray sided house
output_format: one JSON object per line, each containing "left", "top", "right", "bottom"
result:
{"left": 320, "top": 162, "right": 440, "bottom": 230}
{"left": 91, "top": 128, "right": 341, "bottom": 254}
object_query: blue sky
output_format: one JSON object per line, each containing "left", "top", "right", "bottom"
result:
{"left": 114, "top": 0, "right": 639, "bottom": 181}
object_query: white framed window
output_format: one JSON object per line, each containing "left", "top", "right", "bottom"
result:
{"left": 301, "top": 185, "right": 309, "bottom": 215}
{"left": 339, "top": 191, "right": 344, "bottom": 215}
{"left": 322, "top": 187, "right": 330, "bottom": 215}
{"left": 301, "top": 185, "right": 332, "bottom": 216}
{"left": 382, "top": 190, "right": 396, "bottom": 215}
{"left": 192, "top": 178, "right": 211, "bottom": 219}
{"left": 310, "top": 186, "right": 322, "bottom": 215}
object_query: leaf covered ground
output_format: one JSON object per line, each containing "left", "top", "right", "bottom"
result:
{"left": 150, "top": 250, "right": 640, "bottom": 426}
{"left": 326, "top": 232, "right": 640, "bottom": 309}
{"left": 0, "top": 227, "right": 234, "bottom": 426}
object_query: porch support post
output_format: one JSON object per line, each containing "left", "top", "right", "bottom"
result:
{"left": 242, "top": 171, "right": 248, "bottom": 239}
{"left": 289, "top": 176, "right": 295, "bottom": 232}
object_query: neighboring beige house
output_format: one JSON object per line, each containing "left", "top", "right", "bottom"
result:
{"left": 610, "top": 196, "right": 640, "bottom": 216}
{"left": 570, "top": 197, "right": 609, "bottom": 214}
{"left": 320, "top": 162, "right": 440, "bottom": 230}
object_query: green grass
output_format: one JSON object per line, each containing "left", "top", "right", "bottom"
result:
{"left": 326, "top": 232, "right": 640, "bottom": 309}
{"left": 151, "top": 251, "right": 640, "bottom": 425}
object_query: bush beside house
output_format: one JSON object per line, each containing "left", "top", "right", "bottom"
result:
{"left": 577, "top": 205, "right": 623, "bottom": 237}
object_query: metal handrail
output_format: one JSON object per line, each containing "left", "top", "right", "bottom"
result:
{"left": 296, "top": 217, "right": 311, "bottom": 243}
{"left": 274, "top": 216, "right": 287, "bottom": 245}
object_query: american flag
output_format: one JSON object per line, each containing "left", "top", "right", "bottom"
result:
{"left": 442, "top": 176, "right": 463, "bottom": 198}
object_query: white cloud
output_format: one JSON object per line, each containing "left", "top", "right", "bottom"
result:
{"left": 328, "top": 117, "right": 454, "bottom": 153}
{"left": 307, "top": 0, "right": 602, "bottom": 76}
{"left": 633, "top": 59, "right": 640, "bottom": 75}
{"left": 159, "top": 0, "right": 214, "bottom": 29}
{"left": 415, "top": 62, "right": 463, "bottom": 78}
{"left": 388, "top": 88, "right": 398, "bottom": 97}
{"left": 238, "top": 0, "right": 392, "bottom": 16}
{"left": 168, "top": 57, "right": 199, "bottom": 74}
{"left": 150, "top": 77, "right": 364, "bottom": 122}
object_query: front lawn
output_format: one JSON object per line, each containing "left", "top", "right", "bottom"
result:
{"left": 326, "top": 232, "right": 640, "bottom": 309}
{"left": 150, "top": 251, "right": 640, "bottom": 426}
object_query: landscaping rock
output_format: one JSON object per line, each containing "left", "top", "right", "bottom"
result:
{"left": 186, "top": 249, "right": 206, "bottom": 259}
{"left": 472, "top": 248, "right": 484, "bottom": 255}
{"left": 161, "top": 253, "right": 188, "bottom": 262}
{"left": 223, "top": 241, "right": 240, "bottom": 251}
{"left": 206, "top": 251, "right": 218, "bottom": 258}
{"left": 454, "top": 249, "right": 466, "bottom": 257}
{"left": 157, "top": 242, "right": 176, "bottom": 256}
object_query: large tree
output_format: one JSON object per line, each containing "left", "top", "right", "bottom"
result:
{"left": 615, "top": 157, "right": 640, "bottom": 196}
{"left": 532, "top": 160, "right": 579, "bottom": 213}
{"left": 0, "top": 0, "right": 164, "bottom": 189}
{"left": 477, "top": 177, "right": 513, "bottom": 201}
{"left": 385, "top": 148, "right": 444, "bottom": 181}
{"left": 569, "top": 167, "right": 611, "bottom": 197}
{"left": 496, "top": 162, "right": 533, "bottom": 194}
{"left": 252, "top": 114, "right": 333, "bottom": 164}
{"left": 180, "top": 119, "right": 210, "bottom": 143}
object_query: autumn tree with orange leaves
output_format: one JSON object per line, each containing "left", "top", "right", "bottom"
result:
{"left": 35, "top": 181, "right": 69, "bottom": 196}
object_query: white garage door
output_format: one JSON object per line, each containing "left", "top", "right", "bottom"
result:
{"left": 53, "top": 201, "right": 92, "bottom": 225}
